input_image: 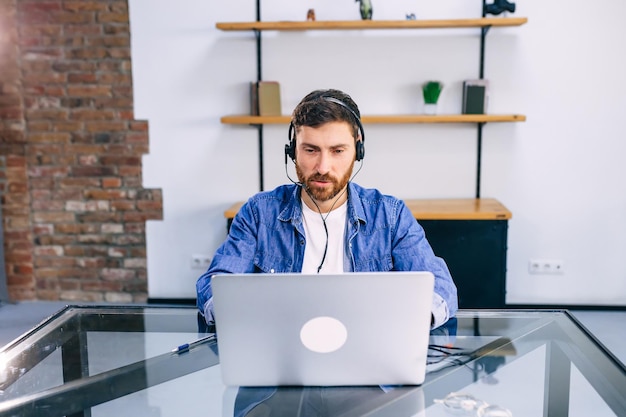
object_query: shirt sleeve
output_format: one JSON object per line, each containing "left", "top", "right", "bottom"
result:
{"left": 389, "top": 200, "right": 459, "bottom": 320}
{"left": 202, "top": 297, "right": 215, "bottom": 325}
{"left": 196, "top": 199, "right": 260, "bottom": 320}
{"left": 431, "top": 292, "right": 449, "bottom": 329}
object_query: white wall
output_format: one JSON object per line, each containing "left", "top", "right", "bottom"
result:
{"left": 128, "top": 0, "right": 626, "bottom": 305}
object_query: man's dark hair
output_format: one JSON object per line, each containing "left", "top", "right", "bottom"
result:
{"left": 292, "top": 89, "right": 361, "bottom": 140}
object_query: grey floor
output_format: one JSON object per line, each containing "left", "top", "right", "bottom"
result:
{"left": 1, "top": 300, "right": 625, "bottom": 366}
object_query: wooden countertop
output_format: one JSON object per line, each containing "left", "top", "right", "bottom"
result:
{"left": 224, "top": 198, "right": 511, "bottom": 221}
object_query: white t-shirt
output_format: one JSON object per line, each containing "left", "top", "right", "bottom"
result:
{"left": 301, "top": 199, "right": 347, "bottom": 274}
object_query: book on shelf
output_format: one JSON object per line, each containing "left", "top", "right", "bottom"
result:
{"left": 462, "top": 79, "right": 489, "bottom": 115}
{"left": 250, "top": 81, "right": 282, "bottom": 116}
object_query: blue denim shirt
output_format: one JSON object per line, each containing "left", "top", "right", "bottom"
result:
{"left": 196, "top": 183, "right": 458, "bottom": 326}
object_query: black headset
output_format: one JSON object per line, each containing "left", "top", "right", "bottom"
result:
{"left": 285, "top": 96, "right": 365, "bottom": 163}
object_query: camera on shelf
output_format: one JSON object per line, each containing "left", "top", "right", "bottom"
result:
{"left": 484, "top": 0, "right": 516, "bottom": 16}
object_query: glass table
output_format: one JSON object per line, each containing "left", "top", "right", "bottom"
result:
{"left": 0, "top": 306, "right": 624, "bottom": 416}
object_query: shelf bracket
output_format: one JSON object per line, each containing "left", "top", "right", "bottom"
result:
{"left": 475, "top": 122, "right": 486, "bottom": 199}
{"left": 476, "top": 0, "right": 490, "bottom": 198}
{"left": 254, "top": 0, "right": 265, "bottom": 191}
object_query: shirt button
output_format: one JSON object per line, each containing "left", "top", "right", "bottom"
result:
{"left": 270, "top": 269, "right": 275, "bottom": 273}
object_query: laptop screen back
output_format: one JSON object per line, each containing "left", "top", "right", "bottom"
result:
{"left": 212, "top": 271, "right": 434, "bottom": 387}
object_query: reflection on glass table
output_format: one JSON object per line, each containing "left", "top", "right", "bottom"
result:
{"left": 0, "top": 307, "right": 624, "bottom": 417}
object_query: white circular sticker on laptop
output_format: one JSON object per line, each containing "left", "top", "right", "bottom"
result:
{"left": 300, "top": 316, "right": 348, "bottom": 353}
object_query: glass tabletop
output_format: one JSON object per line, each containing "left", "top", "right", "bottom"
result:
{"left": 0, "top": 306, "right": 624, "bottom": 417}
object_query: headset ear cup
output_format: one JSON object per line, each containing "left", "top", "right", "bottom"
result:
{"left": 285, "top": 140, "right": 296, "bottom": 161}
{"left": 286, "top": 123, "right": 296, "bottom": 161}
{"left": 356, "top": 139, "right": 364, "bottom": 161}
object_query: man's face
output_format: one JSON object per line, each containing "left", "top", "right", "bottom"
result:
{"left": 294, "top": 121, "right": 357, "bottom": 204}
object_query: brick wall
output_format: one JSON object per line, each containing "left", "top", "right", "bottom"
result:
{"left": 0, "top": 0, "right": 163, "bottom": 303}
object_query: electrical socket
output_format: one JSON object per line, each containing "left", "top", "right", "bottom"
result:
{"left": 528, "top": 259, "right": 565, "bottom": 275}
{"left": 191, "top": 254, "right": 212, "bottom": 270}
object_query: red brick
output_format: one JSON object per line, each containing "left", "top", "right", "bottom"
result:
{"left": 76, "top": 257, "right": 107, "bottom": 268}
{"left": 84, "top": 121, "right": 128, "bottom": 132}
{"left": 123, "top": 211, "right": 163, "bottom": 222}
{"left": 7, "top": 274, "right": 36, "bottom": 287}
{"left": 55, "top": 12, "right": 96, "bottom": 25}
{"left": 20, "top": 2, "right": 63, "bottom": 14}
{"left": 34, "top": 245, "right": 64, "bottom": 256}
{"left": 97, "top": 72, "right": 131, "bottom": 84}
{"left": 54, "top": 121, "right": 83, "bottom": 132}
{"left": 102, "top": 24, "right": 129, "bottom": 35}
{"left": 28, "top": 165, "right": 71, "bottom": 177}
{"left": 27, "top": 132, "right": 71, "bottom": 143}
{"left": 100, "top": 155, "right": 140, "bottom": 166}
{"left": 58, "top": 279, "right": 81, "bottom": 291}
{"left": 26, "top": 108, "right": 69, "bottom": 120}
{"left": 35, "top": 257, "right": 76, "bottom": 267}
{"left": 102, "top": 177, "right": 121, "bottom": 188}
{"left": 101, "top": 268, "right": 136, "bottom": 281}
{"left": 137, "top": 200, "right": 163, "bottom": 211}
{"left": 31, "top": 200, "right": 65, "bottom": 211}
{"left": 63, "top": 24, "right": 102, "bottom": 36}
{"left": 67, "top": 73, "right": 98, "bottom": 83}
{"left": 63, "top": 2, "right": 108, "bottom": 12}
{"left": 67, "top": 85, "right": 112, "bottom": 97}
{"left": 97, "top": 13, "right": 128, "bottom": 24}
{"left": 70, "top": 109, "right": 115, "bottom": 120}
{"left": 67, "top": 47, "right": 107, "bottom": 59}
{"left": 7, "top": 181, "right": 27, "bottom": 193}
{"left": 117, "top": 110, "right": 134, "bottom": 120}
{"left": 119, "top": 166, "right": 140, "bottom": 176}
{"left": 21, "top": 47, "right": 64, "bottom": 60}
{"left": 51, "top": 60, "right": 96, "bottom": 72}
{"left": 32, "top": 212, "right": 75, "bottom": 223}
{"left": 110, "top": 200, "right": 135, "bottom": 211}
{"left": 82, "top": 281, "right": 123, "bottom": 292}
{"left": 111, "top": 234, "right": 144, "bottom": 245}
{"left": 71, "top": 166, "right": 116, "bottom": 177}
{"left": 76, "top": 212, "right": 120, "bottom": 223}
{"left": 20, "top": 24, "right": 63, "bottom": 38}
{"left": 84, "top": 189, "right": 126, "bottom": 199}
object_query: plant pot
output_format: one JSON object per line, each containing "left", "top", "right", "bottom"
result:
{"left": 424, "top": 103, "right": 438, "bottom": 115}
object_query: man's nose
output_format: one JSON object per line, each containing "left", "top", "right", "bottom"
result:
{"left": 316, "top": 152, "right": 331, "bottom": 174}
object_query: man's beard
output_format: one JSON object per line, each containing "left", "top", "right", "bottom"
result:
{"left": 295, "top": 160, "right": 354, "bottom": 202}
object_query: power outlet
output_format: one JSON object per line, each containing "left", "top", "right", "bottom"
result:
{"left": 191, "top": 254, "right": 212, "bottom": 270}
{"left": 528, "top": 259, "right": 565, "bottom": 275}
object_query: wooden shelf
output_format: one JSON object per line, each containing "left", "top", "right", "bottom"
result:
{"left": 404, "top": 198, "right": 511, "bottom": 220}
{"left": 221, "top": 114, "right": 526, "bottom": 125}
{"left": 216, "top": 17, "right": 528, "bottom": 31}
{"left": 224, "top": 198, "right": 511, "bottom": 221}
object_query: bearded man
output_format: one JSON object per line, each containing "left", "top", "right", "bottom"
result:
{"left": 196, "top": 89, "right": 458, "bottom": 329}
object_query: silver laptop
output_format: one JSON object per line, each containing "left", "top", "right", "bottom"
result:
{"left": 211, "top": 271, "right": 434, "bottom": 387}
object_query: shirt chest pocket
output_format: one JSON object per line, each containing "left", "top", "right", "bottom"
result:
{"left": 353, "top": 255, "right": 393, "bottom": 272}
{"left": 253, "top": 252, "right": 295, "bottom": 273}
{"left": 351, "top": 225, "right": 394, "bottom": 272}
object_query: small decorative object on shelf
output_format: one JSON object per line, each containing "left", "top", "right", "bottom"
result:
{"left": 406, "top": 13, "right": 416, "bottom": 20}
{"left": 484, "top": 0, "right": 516, "bottom": 16}
{"left": 422, "top": 81, "right": 444, "bottom": 115}
{"left": 355, "top": 0, "right": 373, "bottom": 20}
{"left": 306, "top": 9, "right": 316, "bottom": 21}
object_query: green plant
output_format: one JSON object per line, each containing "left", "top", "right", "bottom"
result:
{"left": 422, "top": 81, "right": 444, "bottom": 104}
